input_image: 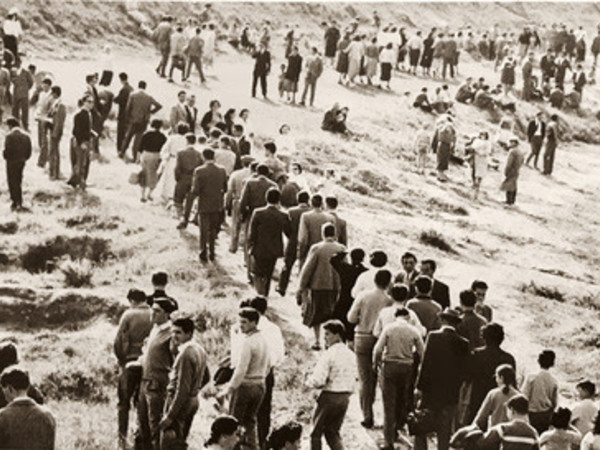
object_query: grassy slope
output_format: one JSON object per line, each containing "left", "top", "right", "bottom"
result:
{"left": 0, "top": 2, "right": 599, "bottom": 449}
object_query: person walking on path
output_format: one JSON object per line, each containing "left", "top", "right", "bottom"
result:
{"left": 252, "top": 43, "right": 271, "bottom": 99}
{"left": 68, "top": 96, "right": 95, "bottom": 190}
{"left": 297, "top": 194, "right": 335, "bottom": 269}
{"left": 138, "top": 119, "right": 167, "bottom": 203}
{"left": 432, "top": 116, "right": 456, "bottom": 182}
{"left": 184, "top": 27, "right": 206, "bottom": 84}
{"left": 542, "top": 115, "right": 559, "bottom": 176}
{"left": 473, "top": 364, "right": 520, "bottom": 431}
{"left": 152, "top": 16, "right": 173, "bottom": 78}
{"left": 174, "top": 133, "right": 203, "bottom": 229}
{"left": 300, "top": 47, "right": 323, "bottom": 107}
{"left": 46, "top": 86, "right": 66, "bottom": 181}
{"left": 3, "top": 116, "right": 31, "bottom": 212}
{"left": 114, "top": 72, "right": 133, "bottom": 156}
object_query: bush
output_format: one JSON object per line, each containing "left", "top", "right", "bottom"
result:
{"left": 419, "top": 230, "right": 456, "bottom": 253}
{"left": 63, "top": 213, "right": 121, "bottom": 231}
{"left": 59, "top": 259, "right": 94, "bottom": 287}
{"left": 427, "top": 198, "right": 469, "bottom": 216}
{"left": 0, "top": 221, "right": 18, "bottom": 234}
{"left": 39, "top": 364, "right": 115, "bottom": 403}
{"left": 357, "top": 169, "right": 392, "bottom": 193}
{"left": 518, "top": 281, "right": 566, "bottom": 302}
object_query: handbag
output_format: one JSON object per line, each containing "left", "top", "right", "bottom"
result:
{"left": 407, "top": 406, "right": 436, "bottom": 436}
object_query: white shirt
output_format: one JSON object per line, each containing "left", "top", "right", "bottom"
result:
{"left": 572, "top": 399, "right": 599, "bottom": 436}
{"left": 230, "top": 316, "right": 285, "bottom": 369}
{"left": 407, "top": 35, "right": 423, "bottom": 50}
{"left": 379, "top": 47, "right": 396, "bottom": 64}
{"left": 581, "top": 433, "right": 600, "bottom": 450}
{"left": 307, "top": 342, "right": 356, "bottom": 393}
{"left": 3, "top": 19, "right": 22, "bottom": 38}
{"left": 373, "top": 305, "right": 426, "bottom": 337}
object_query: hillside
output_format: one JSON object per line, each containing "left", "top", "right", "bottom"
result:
{"left": 0, "top": 1, "right": 599, "bottom": 449}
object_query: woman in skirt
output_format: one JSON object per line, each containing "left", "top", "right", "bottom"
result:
{"left": 379, "top": 42, "right": 395, "bottom": 89}
{"left": 139, "top": 119, "right": 167, "bottom": 203}
{"left": 336, "top": 34, "right": 351, "bottom": 84}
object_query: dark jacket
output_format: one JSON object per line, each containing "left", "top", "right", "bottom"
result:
{"left": 456, "top": 310, "right": 487, "bottom": 351}
{"left": 239, "top": 175, "right": 277, "bottom": 221}
{"left": 248, "top": 205, "right": 291, "bottom": 259}
{"left": 175, "top": 147, "right": 203, "bottom": 181}
{"left": 416, "top": 326, "right": 470, "bottom": 409}
{"left": 114, "top": 82, "right": 133, "bottom": 119}
{"left": 284, "top": 202, "right": 311, "bottom": 259}
{"left": 0, "top": 398, "right": 55, "bottom": 450}
{"left": 527, "top": 120, "right": 546, "bottom": 141}
{"left": 3, "top": 128, "right": 32, "bottom": 161}
{"left": 253, "top": 50, "right": 271, "bottom": 75}
{"left": 72, "top": 109, "right": 93, "bottom": 145}
{"left": 191, "top": 161, "right": 227, "bottom": 213}
{"left": 11, "top": 68, "right": 33, "bottom": 99}
{"left": 431, "top": 279, "right": 451, "bottom": 310}
{"left": 285, "top": 54, "right": 303, "bottom": 82}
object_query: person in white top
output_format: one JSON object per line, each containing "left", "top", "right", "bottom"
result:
{"left": 3, "top": 8, "right": 22, "bottom": 64}
{"left": 203, "top": 23, "right": 217, "bottom": 68}
{"left": 373, "top": 284, "right": 426, "bottom": 338}
{"left": 571, "top": 381, "right": 599, "bottom": 436}
{"left": 581, "top": 413, "right": 600, "bottom": 450}
{"left": 468, "top": 131, "right": 492, "bottom": 200}
{"left": 275, "top": 124, "right": 296, "bottom": 167}
{"left": 307, "top": 320, "right": 356, "bottom": 450}
{"left": 351, "top": 250, "right": 388, "bottom": 299}
{"left": 157, "top": 122, "right": 189, "bottom": 207}
{"left": 407, "top": 31, "right": 423, "bottom": 74}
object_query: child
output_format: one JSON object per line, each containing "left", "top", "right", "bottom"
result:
{"left": 539, "top": 408, "right": 582, "bottom": 450}
{"left": 473, "top": 364, "right": 520, "bottom": 431}
{"left": 413, "top": 125, "right": 431, "bottom": 174}
{"left": 522, "top": 350, "right": 559, "bottom": 435}
{"left": 278, "top": 63, "right": 287, "bottom": 99}
{"left": 571, "top": 381, "right": 599, "bottom": 436}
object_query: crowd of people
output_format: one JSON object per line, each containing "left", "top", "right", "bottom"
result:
{"left": 0, "top": 5, "right": 599, "bottom": 450}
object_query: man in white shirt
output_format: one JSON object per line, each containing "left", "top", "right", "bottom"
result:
{"left": 407, "top": 31, "right": 423, "bottom": 74}
{"left": 351, "top": 250, "right": 388, "bottom": 299}
{"left": 307, "top": 320, "right": 356, "bottom": 450}
{"left": 34, "top": 78, "right": 53, "bottom": 168}
{"left": 373, "top": 284, "right": 426, "bottom": 338}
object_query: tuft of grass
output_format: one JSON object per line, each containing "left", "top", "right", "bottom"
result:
{"left": 518, "top": 281, "right": 566, "bottom": 302}
{"left": 0, "top": 221, "right": 18, "bottom": 234}
{"left": 427, "top": 198, "right": 469, "bottom": 216}
{"left": 419, "top": 230, "right": 456, "bottom": 253}
{"left": 39, "top": 364, "right": 115, "bottom": 403}
{"left": 573, "top": 292, "right": 600, "bottom": 310}
{"left": 59, "top": 259, "right": 94, "bottom": 288}
{"left": 63, "top": 213, "right": 121, "bottom": 231}
{"left": 356, "top": 169, "right": 392, "bottom": 193}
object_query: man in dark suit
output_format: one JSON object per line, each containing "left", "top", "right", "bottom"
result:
{"left": 420, "top": 259, "right": 450, "bottom": 309}
{"left": 456, "top": 290, "right": 487, "bottom": 351}
{"left": 277, "top": 190, "right": 311, "bottom": 296}
{"left": 174, "top": 134, "right": 203, "bottom": 229}
{"left": 248, "top": 188, "right": 291, "bottom": 296}
{"left": 114, "top": 72, "right": 133, "bottom": 154}
{"left": 3, "top": 116, "right": 32, "bottom": 211}
{"left": 185, "top": 94, "right": 198, "bottom": 134}
{"left": 573, "top": 63, "right": 587, "bottom": 97}
{"left": 325, "top": 196, "right": 347, "bottom": 246}
{"left": 395, "top": 251, "right": 420, "bottom": 297}
{"left": 46, "top": 86, "right": 66, "bottom": 181}
{"left": 191, "top": 148, "right": 227, "bottom": 262}
{"left": 525, "top": 112, "right": 545, "bottom": 169}
{"left": 297, "top": 194, "right": 335, "bottom": 269}
{"left": 68, "top": 95, "right": 95, "bottom": 190}
{"left": 252, "top": 43, "right": 271, "bottom": 98}
{"left": 414, "top": 308, "right": 469, "bottom": 450}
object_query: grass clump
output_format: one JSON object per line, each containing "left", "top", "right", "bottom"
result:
{"left": 356, "top": 169, "right": 392, "bottom": 193}
{"left": 63, "top": 213, "right": 120, "bottom": 231}
{"left": 0, "top": 221, "right": 18, "bottom": 234}
{"left": 419, "top": 230, "right": 456, "bottom": 253}
{"left": 59, "top": 259, "right": 94, "bottom": 288}
{"left": 518, "top": 281, "right": 566, "bottom": 302}
{"left": 39, "top": 364, "right": 115, "bottom": 403}
{"left": 427, "top": 198, "right": 469, "bottom": 216}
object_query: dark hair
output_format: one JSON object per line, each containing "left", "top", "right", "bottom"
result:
{"left": 266, "top": 188, "right": 281, "bottom": 204}
{"left": 496, "top": 364, "right": 516, "bottom": 395}
{"left": 51, "top": 86, "right": 62, "bottom": 97}
{"left": 370, "top": 251, "right": 388, "bottom": 268}
{"left": 577, "top": 380, "right": 596, "bottom": 397}
{"left": 185, "top": 133, "right": 196, "bottom": 145}
{"left": 297, "top": 191, "right": 310, "bottom": 204}
{"left": 0, "top": 343, "right": 18, "bottom": 373}
{"left": 42, "top": 78, "right": 52, "bottom": 86}
{"left": 119, "top": 72, "right": 128, "bottom": 81}
{"left": 350, "top": 248, "right": 365, "bottom": 264}
{"left": 0, "top": 367, "right": 30, "bottom": 391}
{"left": 538, "top": 350, "right": 556, "bottom": 369}
{"left": 322, "top": 319, "right": 346, "bottom": 339}
{"left": 593, "top": 411, "right": 600, "bottom": 435}
{"left": 205, "top": 415, "right": 239, "bottom": 446}
{"left": 550, "top": 407, "right": 572, "bottom": 429}
{"left": 311, "top": 194, "right": 323, "bottom": 208}
{"left": 471, "top": 280, "right": 488, "bottom": 291}
{"left": 239, "top": 307, "right": 259, "bottom": 323}
{"left": 414, "top": 276, "right": 433, "bottom": 295}
{"left": 507, "top": 395, "right": 529, "bottom": 415}
{"left": 482, "top": 322, "right": 505, "bottom": 347}
{"left": 267, "top": 421, "right": 303, "bottom": 449}
{"left": 325, "top": 196, "right": 338, "bottom": 209}
{"left": 172, "top": 317, "right": 195, "bottom": 335}
{"left": 551, "top": 114, "right": 558, "bottom": 121}
{"left": 233, "top": 124, "right": 244, "bottom": 134}
{"left": 210, "top": 128, "right": 222, "bottom": 139}
{"left": 127, "top": 288, "right": 147, "bottom": 304}
{"left": 176, "top": 122, "right": 190, "bottom": 135}
{"left": 151, "top": 119, "right": 163, "bottom": 130}
{"left": 203, "top": 148, "right": 215, "bottom": 160}
{"left": 209, "top": 99, "right": 220, "bottom": 109}
{"left": 395, "top": 307, "right": 409, "bottom": 318}
{"left": 374, "top": 270, "right": 392, "bottom": 289}
{"left": 256, "top": 164, "right": 269, "bottom": 176}
{"left": 177, "top": 90, "right": 186, "bottom": 97}
{"left": 85, "top": 74, "right": 95, "bottom": 83}
{"left": 249, "top": 296, "right": 267, "bottom": 315}
{"left": 138, "top": 81, "right": 147, "bottom": 89}
{"left": 390, "top": 284, "right": 409, "bottom": 303}
{"left": 322, "top": 223, "right": 336, "bottom": 238}
{"left": 402, "top": 252, "right": 417, "bottom": 263}
{"left": 151, "top": 271, "right": 168, "bottom": 286}
{"left": 422, "top": 259, "right": 437, "bottom": 273}
{"left": 264, "top": 142, "right": 277, "bottom": 154}
{"left": 459, "top": 290, "right": 477, "bottom": 308}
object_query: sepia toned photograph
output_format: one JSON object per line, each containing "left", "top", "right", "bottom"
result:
{"left": 0, "top": 1, "right": 598, "bottom": 448}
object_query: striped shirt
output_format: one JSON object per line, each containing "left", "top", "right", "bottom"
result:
{"left": 308, "top": 342, "right": 356, "bottom": 393}
{"left": 479, "top": 419, "right": 539, "bottom": 450}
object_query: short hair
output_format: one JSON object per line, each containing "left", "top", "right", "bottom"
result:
{"left": 538, "top": 350, "right": 556, "bottom": 369}
{"left": 209, "top": 99, "right": 220, "bottom": 108}
{"left": 249, "top": 296, "right": 267, "bottom": 315}
{"left": 390, "top": 284, "right": 409, "bottom": 302}
{"left": 311, "top": 194, "right": 323, "bottom": 208}
{"left": 256, "top": 164, "right": 269, "bottom": 176}
{"left": 172, "top": 317, "right": 195, "bottom": 334}
{"left": 0, "top": 343, "right": 18, "bottom": 373}
{"left": 414, "top": 276, "right": 433, "bottom": 294}
{"left": 471, "top": 280, "right": 488, "bottom": 291}
{"left": 177, "top": 122, "right": 190, "bottom": 135}
{"left": 322, "top": 319, "right": 346, "bottom": 339}
{"left": 369, "top": 251, "right": 387, "bottom": 268}
{"left": 239, "top": 307, "right": 259, "bottom": 323}
{"left": 5, "top": 116, "right": 20, "bottom": 128}
{"left": 297, "top": 191, "right": 310, "bottom": 204}
{"left": 459, "top": 290, "right": 477, "bottom": 308}
{"left": 264, "top": 141, "right": 277, "bottom": 154}
{"left": 507, "top": 395, "right": 529, "bottom": 415}
{"left": 374, "top": 270, "right": 392, "bottom": 289}
{"left": 551, "top": 114, "right": 558, "bottom": 121}
{"left": 322, "top": 223, "right": 336, "bottom": 238}
{"left": 325, "top": 196, "right": 338, "bottom": 209}
{"left": 42, "top": 78, "right": 52, "bottom": 86}
{"left": 267, "top": 421, "right": 303, "bottom": 450}
{"left": 177, "top": 90, "right": 186, "bottom": 97}
{"left": 51, "top": 86, "right": 62, "bottom": 97}
{"left": 0, "top": 367, "right": 30, "bottom": 391}
{"left": 203, "top": 148, "right": 215, "bottom": 160}
{"left": 138, "top": 81, "right": 147, "bottom": 89}
{"left": 206, "top": 415, "right": 240, "bottom": 446}
{"left": 119, "top": 72, "right": 128, "bottom": 81}
{"left": 266, "top": 188, "right": 281, "bottom": 204}
{"left": 402, "top": 252, "right": 417, "bottom": 263}
{"left": 395, "top": 307, "right": 409, "bottom": 318}
{"left": 185, "top": 133, "right": 196, "bottom": 145}
{"left": 210, "top": 128, "right": 222, "bottom": 139}
{"left": 550, "top": 408, "right": 572, "bottom": 429}
{"left": 482, "top": 322, "right": 505, "bottom": 347}
{"left": 127, "top": 288, "right": 147, "bottom": 303}
{"left": 150, "top": 119, "right": 163, "bottom": 129}
{"left": 233, "top": 124, "right": 244, "bottom": 134}
{"left": 350, "top": 248, "right": 365, "bottom": 264}
{"left": 422, "top": 259, "right": 437, "bottom": 273}
{"left": 152, "top": 271, "right": 168, "bottom": 286}
{"left": 577, "top": 380, "right": 596, "bottom": 397}
{"left": 85, "top": 74, "right": 95, "bottom": 83}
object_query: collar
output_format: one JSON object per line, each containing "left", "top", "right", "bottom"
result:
{"left": 157, "top": 321, "right": 171, "bottom": 332}
{"left": 441, "top": 325, "right": 456, "bottom": 331}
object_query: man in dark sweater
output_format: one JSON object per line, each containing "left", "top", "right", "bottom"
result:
{"left": 68, "top": 95, "right": 95, "bottom": 190}
{"left": 3, "top": 116, "right": 32, "bottom": 211}
{"left": 175, "top": 134, "right": 204, "bottom": 229}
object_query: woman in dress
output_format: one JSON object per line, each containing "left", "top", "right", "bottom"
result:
{"left": 205, "top": 416, "right": 240, "bottom": 450}
{"left": 276, "top": 123, "right": 296, "bottom": 165}
{"left": 157, "top": 122, "right": 189, "bottom": 207}
{"left": 470, "top": 131, "right": 492, "bottom": 200}
{"left": 336, "top": 33, "right": 351, "bottom": 84}
{"left": 420, "top": 31, "right": 435, "bottom": 76}
{"left": 346, "top": 35, "right": 364, "bottom": 84}
{"left": 364, "top": 37, "right": 379, "bottom": 85}
{"left": 139, "top": 119, "right": 167, "bottom": 203}
{"left": 200, "top": 99, "right": 223, "bottom": 135}
{"left": 379, "top": 42, "right": 395, "bottom": 89}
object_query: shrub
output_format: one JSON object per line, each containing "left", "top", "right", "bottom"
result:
{"left": 0, "top": 221, "right": 18, "bottom": 234}
{"left": 427, "top": 198, "right": 469, "bottom": 216}
{"left": 59, "top": 259, "right": 94, "bottom": 288}
{"left": 419, "top": 230, "right": 456, "bottom": 253}
{"left": 39, "top": 364, "right": 115, "bottom": 403}
{"left": 356, "top": 169, "right": 392, "bottom": 193}
{"left": 518, "top": 281, "right": 566, "bottom": 302}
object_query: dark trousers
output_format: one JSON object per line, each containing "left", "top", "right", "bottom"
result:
{"left": 310, "top": 392, "right": 351, "bottom": 450}
{"left": 157, "top": 47, "right": 170, "bottom": 76}
{"left": 48, "top": 135, "right": 61, "bottom": 179}
{"left": 229, "top": 199, "right": 243, "bottom": 253}
{"left": 543, "top": 143, "right": 556, "bottom": 175}
{"left": 230, "top": 383, "right": 266, "bottom": 450}
{"left": 6, "top": 160, "right": 25, "bottom": 208}
{"left": 526, "top": 136, "right": 543, "bottom": 167}
{"left": 199, "top": 211, "right": 222, "bottom": 259}
{"left": 160, "top": 396, "right": 199, "bottom": 450}
{"left": 354, "top": 334, "right": 377, "bottom": 423}
{"left": 381, "top": 362, "right": 413, "bottom": 447}
{"left": 134, "top": 380, "right": 167, "bottom": 450}
{"left": 186, "top": 56, "right": 206, "bottom": 82}
{"left": 68, "top": 138, "right": 91, "bottom": 188}
{"left": 414, "top": 404, "right": 457, "bottom": 450}
{"left": 529, "top": 410, "right": 553, "bottom": 435}
{"left": 116, "top": 116, "right": 127, "bottom": 154}
{"left": 277, "top": 243, "right": 297, "bottom": 295}
{"left": 257, "top": 370, "right": 274, "bottom": 450}
{"left": 301, "top": 75, "right": 318, "bottom": 106}
{"left": 37, "top": 121, "right": 49, "bottom": 167}
{"left": 505, "top": 190, "right": 517, "bottom": 205}
{"left": 442, "top": 58, "right": 455, "bottom": 79}
{"left": 174, "top": 178, "right": 194, "bottom": 223}
{"left": 121, "top": 122, "right": 147, "bottom": 160}
{"left": 12, "top": 96, "right": 29, "bottom": 130}
{"left": 252, "top": 255, "right": 277, "bottom": 296}
{"left": 252, "top": 72, "right": 267, "bottom": 97}
{"left": 117, "top": 365, "right": 142, "bottom": 440}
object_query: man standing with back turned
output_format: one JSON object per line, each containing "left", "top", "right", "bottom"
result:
{"left": 3, "top": 116, "right": 32, "bottom": 212}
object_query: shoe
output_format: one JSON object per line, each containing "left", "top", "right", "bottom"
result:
{"left": 275, "top": 288, "right": 285, "bottom": 297}
{"left": 199, "top": 252, "right": 208, "bottom": 263}
{"left": 209, "top": 253, "right": 215, "bottom": 262}
{"left": 16, "top": 206, "right": 31, "bottom": 213}
{"left": 176, "top": 221, "right": 187, "bottom": 230}
{"left": 140, "top": 197, "right": 147, "bottom": 203}
{"left": 361, "top": 420, "right": 374, "bottom": 429}
{"left": 168, "top": 78, "right": 174, "bottom": 83}
{"left": 299, "top": 102, "right": 305, "bottom": 106}
{"left": 311, "top": 344, "right": 321, "bottom": 351}
{"left": 10, "top": 203, "right": 17, "bottom": 212}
